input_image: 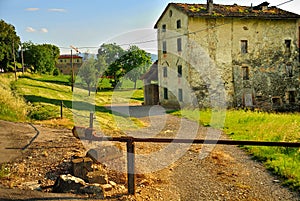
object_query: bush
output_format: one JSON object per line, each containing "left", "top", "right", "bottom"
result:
{"left": 53, "top": 68, "right": 60, "bottom": 76}
{"left": 28, "top": 104, "right": 58, "bottom": 120}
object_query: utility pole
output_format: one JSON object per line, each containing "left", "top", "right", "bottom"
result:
{"left": 70, "top": 45, "right": 80, "bottom": 92}
{"left": 12, "top": 39, "right": 17, "bottom": 81}
{"left": 71, "top": 49, "right": 74, "bottom": 92}
{"left": 21, "top": 44, "right": 24, "bottom": 74}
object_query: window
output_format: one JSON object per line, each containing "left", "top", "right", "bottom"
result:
{"left": 288, "top": 91, "right": 296, "bottom": 103}
{"left": 272, "top": 97, "right": 282, "bottom": 106}
{"left": 177, "top": 38, "right": 182, "bottom": 52}
{"left": 178, "top": 89, "right": 183, "bottom": 102}
{"left": 177, "top": 65, "right": 182, "bottom": 77}
{"left": 164, "top": 88, "right": 168, "bottom": 100}
{"left": 241, "top": 40, "right": 248, "bottom": 54}
{"left": 177, "top": 20, "right": 181, "bottom": 29}
{"left": 285, "top": 39, "right": 291, "bottom": 53}
{"left": 169, "top": 10, "right": 173, "bottom": 17}
{"left": 162, "top": 24, "right": 166, "bottom": 32}
{"left": 163, "top": 41, "right": 167, "bottom": 54}
{"left": 242, "top": 66, "right": 249, "bottom": 80}
{"left": 286, "top": 64, "right": 293, "bottom": 77}
{"left": 163, "top": 67, "right": 167, "bottom": 77}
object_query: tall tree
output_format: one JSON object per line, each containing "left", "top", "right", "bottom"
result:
{"left": 23, "top": 42, "right": 60, "bottom": 73}
{"left": 97, "top": 43, "right": 125, "bottom": 88}
{"left": 78, "top": 57, "right": 97, "bottom": 96}
{"left": 0, "top": 20, "right": 21, "bottom": 71}
{"left": 120, "top": 46, "right": 152, "bottom": 89}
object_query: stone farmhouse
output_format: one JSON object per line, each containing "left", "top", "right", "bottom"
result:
{"left": 153, "top": 1, "right": 300, "bottom": 111}
{"left": 56, "top": 54, "right": 83, "bottom": 75}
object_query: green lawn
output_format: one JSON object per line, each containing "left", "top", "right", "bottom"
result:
{"left": 170, "top": 109, "right": 300, "bottom": 192}
{"left": 10, "top": 73, "right": 145, "bottom": 133}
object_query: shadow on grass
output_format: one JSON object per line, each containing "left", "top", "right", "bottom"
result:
{"left": 19, "top": 75, "right": 70, "bottom": 87}
{"left": 24, "top": 95, "right": 112, "bottom": 115}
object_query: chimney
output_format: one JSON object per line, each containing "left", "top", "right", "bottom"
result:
{"left": 207, "top": 0, "right": 213, "bottom": 14}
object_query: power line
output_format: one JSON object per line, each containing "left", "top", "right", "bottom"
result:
{"left": 276, "top": 0, "right": 294, "bottom": 7}
{"left": 59, "top": 1, "right": 295, "bottom": 52}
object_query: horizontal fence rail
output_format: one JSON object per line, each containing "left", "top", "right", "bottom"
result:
{"left": 82, "top": 136, "right": 300, "bottom": 147}
{"left": 79, "top": 135, "right": 300, "bottom": 195}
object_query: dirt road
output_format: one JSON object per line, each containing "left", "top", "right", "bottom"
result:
{"left": 0, "top": 105, "right": 299, "bottom": 200}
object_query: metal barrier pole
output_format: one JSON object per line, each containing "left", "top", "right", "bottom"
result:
{"left": 89, "top": 112, "right": 94, "bottom": 129}
{"left": 60, "top": 100, "right": 63, "bottom": 119}
{"left": 126, "top": 138, "right": 135, "bottom": 195}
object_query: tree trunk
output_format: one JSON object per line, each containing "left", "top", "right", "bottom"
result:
{"left": 88, "top": 85, "right": 91, "bottom": 96}
{"left": 134, "top": 80, "right": 137, "bottom": 89}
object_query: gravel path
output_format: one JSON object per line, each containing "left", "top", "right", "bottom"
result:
{"left": 109, "top": 105, "right": 300, "bottom": 201}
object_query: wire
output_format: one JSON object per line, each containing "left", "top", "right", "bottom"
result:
{"left": 276, "top": 0, "right": 294, "bottom": 7}
{"left": 59, "top": 1, "right": 295, "bottom": 51}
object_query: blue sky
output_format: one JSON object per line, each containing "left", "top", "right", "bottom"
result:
{"left": 0, "top": 0, "right": 299, "bottom": 54}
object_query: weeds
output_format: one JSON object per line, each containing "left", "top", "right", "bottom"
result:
{"left": 170, "top": 109, "right": 300, "bottom": 192}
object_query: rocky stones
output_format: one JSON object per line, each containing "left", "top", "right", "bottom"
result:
{"left": 87, "top": 171, "right": 108, "bottom": 184}
{"left": 53, "top": 174, "right": 104, "bottom": 198}
{"left": 86, "top": 146, "right": 123, "bottom": 163}
{"left": 71, "top": 157, "right": 93, "bottom": 181}
{"left": 53, "top": 174, "right": 86, "bottom": 193}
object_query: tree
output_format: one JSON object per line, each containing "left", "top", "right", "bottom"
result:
{"left": 23, "top": 42, "right": 60, "bottom": 74}
{"left": 97, "top": 43, "right": 125, "bottom": 88}
{"left": 0, "top": 20, "right": 21, "bottom": 71}
{"left": 119, "top": 46, "right": 152, "bottom": 89}
{"left": 78, "top": 57, "right": 97, "bottom": 96}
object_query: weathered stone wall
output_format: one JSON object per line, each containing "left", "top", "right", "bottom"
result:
{"left": 231, "top": 19, "right": 299, "bottom": 110}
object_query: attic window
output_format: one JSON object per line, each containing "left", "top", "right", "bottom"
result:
{"left": 169, "top": 10, "right": 173, "bottom": 17}
{"left": 177, "top": 20, "right": 181, "bottom": 29}
{"left": 285, "top": 39, "right": 291, "bottom": 53}
{"left": 162, "top": 24, "right": 166, "bottom": 32}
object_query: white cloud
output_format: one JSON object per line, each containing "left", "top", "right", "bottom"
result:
{"left": 40, "top": 28, "right": 48, "bottom": 33}
{"left": 25, "top": 8, "right": 40, "bottom": 11}
{"left": 26, "top": 27, "right": 36, "bottom": 32}
{"left": 48, "top": 8, "right": 66, "bottom": 13}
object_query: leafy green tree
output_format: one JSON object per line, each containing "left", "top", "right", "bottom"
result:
{"left": 23, "top": 42, "right": 60, "bottom": 74}
{"left": 97, "top": 43, "right": 125, "bottom": 88}
{"left": 78, "top": 57, "right": 97, "bottom": 96}
{"left": 0, "top": 20, "right": 21, "bottom": 71}
{"left": 120, "top": 46, "right": 152, "bottom": 89}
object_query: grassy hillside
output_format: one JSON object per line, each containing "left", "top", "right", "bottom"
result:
{"left": 0, "top": 73, "right": 144, "bottom": 134}
{"left": 171, "top": 109, "right": 300, "bottom": 192}
{"left": 0, "top": 74, "right": 28, "bottom": 122}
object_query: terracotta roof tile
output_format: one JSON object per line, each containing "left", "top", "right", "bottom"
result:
{"left": 59, "top": 55, "right": 82, "bottom": 59}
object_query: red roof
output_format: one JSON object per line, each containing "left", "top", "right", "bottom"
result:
{"left": 59, "top": 55, "right": 82, "bottom": 59}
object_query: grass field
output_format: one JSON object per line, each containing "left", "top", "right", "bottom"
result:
{"left": 171, "top": 109, "right": 300, "bottom": 191}
{"left": 1, "top": 73, "right": 145, "bottom": 134}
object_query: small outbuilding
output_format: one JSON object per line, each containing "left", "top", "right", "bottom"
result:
{"left": 140, "top": 60, "right": 159, "bottom": 105}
